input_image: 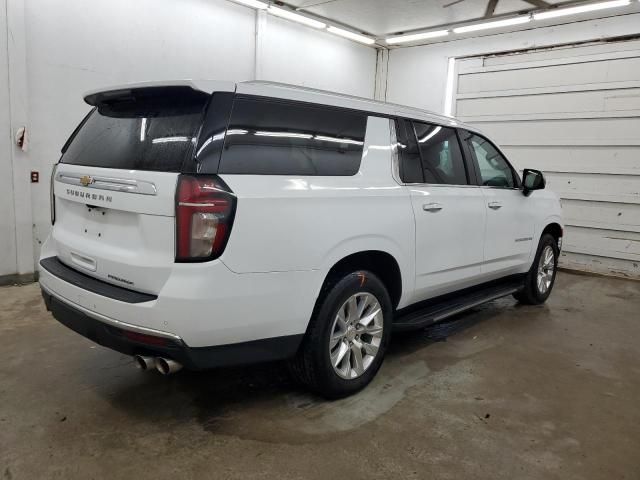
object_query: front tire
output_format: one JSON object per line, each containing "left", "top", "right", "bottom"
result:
{"left": 514, "top": 233, "right": 559, "bottom": 305}
{"left": 290, "top": 270, "right": 392, "bottom": 399}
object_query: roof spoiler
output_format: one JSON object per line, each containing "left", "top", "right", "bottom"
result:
{"left": 83, "top": 80, "right": 236, "bottom": 105}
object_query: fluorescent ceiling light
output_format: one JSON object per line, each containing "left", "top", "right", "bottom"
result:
{"left": 255, "top": 130, "right": 313, "bottom": 139}
{"left": 386, "top": 29, "right": 449, "bottom": 44}
{"left": 327, "top": 26, "right": 375, "bottom": 45}
{"left": 453, "top": 15, "right": 530, "bottom": 33}
{"left": 315, "top": 135, "right": 364, "bottom": 145}
{"left": 444, "top": 58, "right": 456, "bottom": 117}
{"left": 140, "top": 118, "right": 147, "bottom": 142}
{"left": 268, "top": 6, "right": 326, "bottom": 29}
{"left": 417, "top": 126, "right": 442, "bottom": 143}
{"left": 533, "top": 0, "right": 630, "bottom": 20}
{"left": 232, "top": 0, "right": 268, "bottom": 9}
{"left": 152, "top": 136, "right": 193, "bottom": 144}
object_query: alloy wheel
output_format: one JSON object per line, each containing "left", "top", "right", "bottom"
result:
{"left": 329, "top": 292, "right": 384, "bottom": 380}
{"left": 537, "top": 245, "right": 555, "bottom": 294}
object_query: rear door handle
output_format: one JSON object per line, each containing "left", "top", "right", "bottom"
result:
{"left": 488, "top": 201, "right": 502, "bottom": 210}
{"left": 423, "top": 202, "right": 443, "bottom": 212}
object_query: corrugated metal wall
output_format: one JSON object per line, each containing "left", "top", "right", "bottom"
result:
{"left": 454, "top": 38, "right": 640, "bottom": 279}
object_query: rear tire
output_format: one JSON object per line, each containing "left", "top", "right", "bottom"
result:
{"left": 289, "top": 270, "right": 392, "bottom": 399}
{"left": 514, "top": 233, "right": 559, "bottom": 305}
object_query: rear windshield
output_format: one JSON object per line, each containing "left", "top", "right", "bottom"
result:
{"left": 61, "top": 87, "right": 208, "bottom": 172}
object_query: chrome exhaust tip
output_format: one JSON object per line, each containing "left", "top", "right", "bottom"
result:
{"left": 155, "top": 357, "right": 183, "bottom": 375}
{"left": 134, "top": 355, "right": 156, "bottom": 371}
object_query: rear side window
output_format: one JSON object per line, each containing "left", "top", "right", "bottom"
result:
{"left": 413, "top": 121, "right": 468, "bottom": 185}
{"left": 218, "top": 97, "right": 367, "bottom": 175}
{"left": 61, "top": 87, "right": 208, "bottom": 172}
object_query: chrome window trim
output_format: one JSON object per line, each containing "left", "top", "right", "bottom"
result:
{"left": 412, "top": 183, "right": 482, "bottom": 189}
{"left": 479, "top": 185, "right": 522, "bottom": 190}
{"left": 56, "top": 172, "right": 158, "bottom": 196}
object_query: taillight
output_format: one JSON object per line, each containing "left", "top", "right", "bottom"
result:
{"left": 50, "top": 163, "right": 58, "bottom": 225}
{"left": 175, "top": 175, "right": 236, "bottom": 262}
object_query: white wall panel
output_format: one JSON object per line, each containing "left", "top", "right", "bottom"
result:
{"left": 476, "top": 118, "right": 640, "bottom": 146}
{"left": 563, "top": 226, "right": 640, "bottom": 262}
{"left": 502, "top": 146, "right": 640, "bottom": 176}
{"left": 458, "top": 56, "right": 640, "bottom": 93}
{"left": 0, "top": 0, "right": 18, "bottom": 277}
{"left": 545, "top": 172, "right": 640, "bottom": 205}
{"left": 560, "top": 251, "right": 639, "bottom": 278}
{"left": 260, "top": 15, "right": 376, "bottom": 97}
{"left": 562, "top": 199, "right": 640, "bottom": 233}
{"left": 454, "top": 39, "right": 640, "bottom": 279}
{"left": 457, "top": 88, "right": 640, "bottom": 118}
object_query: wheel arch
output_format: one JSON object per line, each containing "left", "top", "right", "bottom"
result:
{"left": 541, "top": 222, "right": 563, "bottom": 245}
{"left": 319, "top": 250, "right": 404, "bottom": 310}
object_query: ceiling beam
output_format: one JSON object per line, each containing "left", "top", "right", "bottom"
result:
{"left": 484, "top": 0, "right": 499, "bottom": 17}
{"left": 522, "top": 0, "right": 551, "bottom": 7}
{"left": 294, "top": 0, "right": 340, "bottom": 8}
{"left": 387, "top": 0, "right": 595, "bottom": 38}
{"left": 443, "top": 0, "right": 467, "bottom": 7}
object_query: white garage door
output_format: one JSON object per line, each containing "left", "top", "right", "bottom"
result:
{"left": 454, "top": 38, "right": 640, "bottom": 279}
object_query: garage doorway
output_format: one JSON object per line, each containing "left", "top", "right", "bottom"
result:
{"left": 453, "top": 38, "right": 640, "bottom": 279}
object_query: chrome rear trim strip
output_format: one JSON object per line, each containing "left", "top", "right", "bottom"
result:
{"left": 40, "top": 283, "right": 183, "bottom": 342}
{"left": 56, "top": 172, "right": 158, "bottom": 196}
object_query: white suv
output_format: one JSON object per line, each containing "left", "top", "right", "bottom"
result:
{"left": 39, "top": 80, "right": 563, "bottom": 398}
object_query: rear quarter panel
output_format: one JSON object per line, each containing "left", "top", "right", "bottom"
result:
{"left": 219, "top": 116, "right": 416, "bottom": 307}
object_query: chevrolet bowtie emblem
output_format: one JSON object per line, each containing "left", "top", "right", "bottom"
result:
{"left": 79, "top": 175, "right": 94, "bottom": 187}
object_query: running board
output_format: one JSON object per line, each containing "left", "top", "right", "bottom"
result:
{"left": 393, "top": 280, "right": 523, "bottom": 332}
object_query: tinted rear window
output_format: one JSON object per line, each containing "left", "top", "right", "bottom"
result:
{"left": 61, "top": 87, "right": 208, "bottom": 172}
{"left": 218, "top": 97, "right": 367, "bottom": 176}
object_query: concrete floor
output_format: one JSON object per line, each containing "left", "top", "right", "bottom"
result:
{"left": 1, "top": 272, "right": 639, "bottom": 479}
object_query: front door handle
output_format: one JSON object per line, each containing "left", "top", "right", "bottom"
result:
{"left": 488, "top": 201, "right": 502, "bottom": 210}
{"left": 423, "top": 202, "right": 443, "bottom": 212}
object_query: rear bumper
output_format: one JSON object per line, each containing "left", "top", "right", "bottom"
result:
{"left": 40, "top": 256, "right": 157, "bottom": 303}
{"left": 41, "top": 287, "right": 303, "bottom": 369}
{"left": 38, "top": 246, "right": 319, "bottom": 348}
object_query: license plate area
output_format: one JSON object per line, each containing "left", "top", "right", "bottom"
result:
{"left": 80, "top": 205, "right": 109, "bottom": 240}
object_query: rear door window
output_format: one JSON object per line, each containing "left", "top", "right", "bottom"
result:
{"left": 60, "top": 87, "right": 208, "bottom": 172}
{"left": 218, "top": 97, "right": 367, "bottom": 176}
{"left": 412, "top": 121, "right": 468, "bottom": 185}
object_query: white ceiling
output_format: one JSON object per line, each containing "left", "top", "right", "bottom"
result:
{"left": 286, "top": 0, "right": 566, "bottom": 36}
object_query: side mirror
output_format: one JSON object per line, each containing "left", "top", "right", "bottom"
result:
{"left": 522, "top": 169, "right": 545, "bottom": 196}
